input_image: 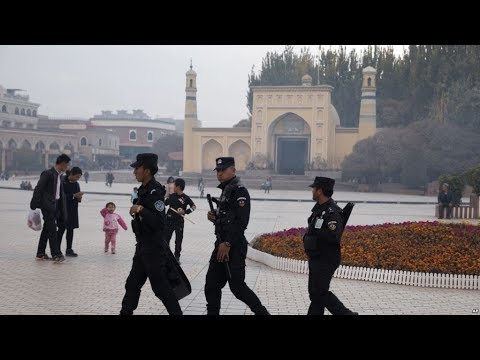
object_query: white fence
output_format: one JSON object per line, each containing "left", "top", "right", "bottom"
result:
{"left": 247, "top": 246, "right": 480, "bottom": 290}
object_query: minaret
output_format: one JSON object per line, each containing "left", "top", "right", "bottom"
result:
{"left": 358, "top": 66, "right": 377, "bottom": 140}
{"left": 183, "top": 60, "right": 198, "bottom": 173}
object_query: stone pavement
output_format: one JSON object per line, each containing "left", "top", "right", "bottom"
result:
{"left": 0, "top": 186, "right": 478, "bottom": 315}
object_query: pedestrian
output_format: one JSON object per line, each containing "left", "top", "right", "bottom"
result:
{"left": 84, "top": 171, "right": 90, "bottom": 184}
{"left": 165, "top": 176, "right": 175, "bottom": 198}
{"left": 57, "top": 167, "right": 84, "bottom": 257}
{"left": 198, "top": 177, "right": 205, "bottom": 198}
{"left": 438, "top": 183, "right": 453, "bottom": 219}
{"left": 205, "top": 157, "right": 269, "bottom": 315}
{"left": 29, "top": 154, "right": 70, "bottom": 263}
{"left": 164, "top": 178, "right": 196, "bottom": 263}
{"left": 106, "top": 172, "right": 114, "bottom": 187}
{"left": 264, "top": 178, "right": 271, "bottom": 194}
{"left": 131, "top": 187, "right": 139, "bottom": 204}
{"left": 303, "top": 176, "right": 358, "bottom": 315}
{"left": 100, "top": 202, "right": 128, "bottom": 254}
{"left": 120, "top": 153, "right": 182, "bottom": 315}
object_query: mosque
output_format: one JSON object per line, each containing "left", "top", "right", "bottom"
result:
{"left": 182, "top": 64, "right": 377, "bottom": 176}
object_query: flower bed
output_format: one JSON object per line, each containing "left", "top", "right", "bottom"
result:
{"left": 252, "top": 221, "right": 480, "bottom": 276}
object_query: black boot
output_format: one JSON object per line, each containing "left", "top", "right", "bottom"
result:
{"left": 66, "top": 249, "right": 78, "bottom": 257}
{"left": 253, "top": 305, "right": 270, "bottom": 315}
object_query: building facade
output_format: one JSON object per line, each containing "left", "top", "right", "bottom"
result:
{"left": 38, "top": 117, "right": 120, "bottom": 167}
{"left": 0, "top": 86, "right": 79, "bottom": 172}
{"left": 90, "top": 110, "right": 177, "bottom": 158}
{"left": 182, "top": 66, "right": 378, "bottom": 176}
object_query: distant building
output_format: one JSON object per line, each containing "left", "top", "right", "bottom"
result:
{"left": 0, "top": 86, "right": 40, "bottom": 130}
{"left": 90, "top": 109, "right": 177, "bottom": 158}
{"left": 182, "top": 66, "right": 378, "bottom": 176}
{"left": 37, "top": 117, "right": 120, "bottom": 167}
{"left": 0, "top": 85, "right": 78, "bottom": 172}
{"left": 167, "top": 151, "right": 183, "bottom": 174}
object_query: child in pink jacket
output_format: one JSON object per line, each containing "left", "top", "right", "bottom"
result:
{"left": 100, "top": 202, "right": 127, "bottom": 254}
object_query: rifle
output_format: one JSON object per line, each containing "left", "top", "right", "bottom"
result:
{"left": 207, "top": 194, "right": 232, "bottom": 279}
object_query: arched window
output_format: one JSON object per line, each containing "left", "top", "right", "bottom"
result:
{"left": 99, "top": 138, "right": 102, "bottom": 147}
{"left": 190, "top": 79, "right": 193, "bottom": 87}
{"left": 49, "top": 142, "right": 60, "bottom": 150}
{"left": 8, "top": 139, "right": 17, "bottom": 149}
{"left": 21, "top": 108, "right": 25, "bottom": 115}
{"left": 367, "top": 77, "right": 372, "bottom": 87}
{"left": 129, "top": 130, "right": 137, "bottom": 141}
{"left": 80, "top": 137, "right": 87, "bottom": 146}
{"left": 1, "top": 105, "right": 7, "bottom": 113}
{"left": 32, "top": 110, "right": 37, "bottom": 117}
{"left": 15, "top": 108, "right": 19, "bottom": 115}
{"left": 27, "top": 109, "right": 31, "bottom": 116}
{"left": 147, "top": 131, "right": 153, "bottom": 142}
{"left": 35, "top": 141, "right": 45, "bottom": 151}
{"left": 22, "top": 139, "right": 31, "bottom": 149}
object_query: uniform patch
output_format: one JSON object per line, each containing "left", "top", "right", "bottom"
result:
{"left": 238, "top": 199, "right": 246, "bottom": 207}
{"left": 328, "top": 221, "right": 337, "bottom": 230}
{"left": 154, "top": 200, "right": 165, "bottom": 212}
{"left": 150, "top": 189, "right": 156, "bottom": 194}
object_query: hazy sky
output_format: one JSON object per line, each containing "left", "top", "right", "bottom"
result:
{"left": 0, "top": 45, "right": 405, "bottom": 127}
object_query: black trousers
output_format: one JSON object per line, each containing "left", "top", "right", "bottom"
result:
{"left": 204, "top": 240, "right": 268, "bottom": 315}
{"left": 307, "top": 257, "right": 353, "bottom": 315}
{"left": 57, "top": 226, "right": 74, "bottom": 251}
{"left": 438, "top": 204, "right": 452, "bottom": 219}
{"left": 37, "top": 208, "right": 62, "bottom": 257}
{"left": 120, "top": 245, "right": 182, "bottom": 315}
{"left": 164, "top": 220, "right": 184, "bottom": 257}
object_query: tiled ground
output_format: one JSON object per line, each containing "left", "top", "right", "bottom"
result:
{"left": 0, "top": 184, "right": 478, "bottom": 315}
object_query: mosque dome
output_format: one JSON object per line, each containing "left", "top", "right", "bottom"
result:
{"left": 301, "top": 74, "right": 312, "bottom": 86}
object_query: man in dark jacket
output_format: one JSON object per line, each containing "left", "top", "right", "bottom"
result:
{"left": 438, "top": 183, "right": 454, "bottom": 219}
{"left": 303, "top": 176, "right": 357, "bottom": 315}
{"left": 30, "top": 154, "right": 70, "bottom": 263}
{"left": 205, "top": 157, "right": 269, "bottom": 315}
{"left": 120, "top": 153, "right": 182, "bottom": 315}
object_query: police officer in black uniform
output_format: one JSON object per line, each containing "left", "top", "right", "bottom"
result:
{"left": 120, "top": 153, "right": 182, "bottom": 315}
{"left": 205, "top": 157, "right": 269, "bottom": 315}
{"left": 303, "top": 176, "right": 358, "bottom": 315}
{"left": 165, "top": 178, "right": 196, "bottom": 263}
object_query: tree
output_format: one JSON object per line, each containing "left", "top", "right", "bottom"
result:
{"left": 248, "top": 45, "right": 480, "bottom": 129}
{"left": 400, "top": 148, "right": 427, "bottom": 189}
{"left": 152, "top": 134, "right": 183, "bottom": 166}
{"left": 464, "top": 165, "right": 480, "bottom": 196}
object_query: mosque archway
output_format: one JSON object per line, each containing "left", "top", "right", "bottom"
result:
{"left": 228, "top": 140, "right": 250, "bottom": 171}
{"left": 202, "top": 139, "right": 223, "bottom": 171}
{"left": 268, "top": 112, "right": 311, "bottom": 175}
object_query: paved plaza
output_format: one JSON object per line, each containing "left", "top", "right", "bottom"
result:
{"left": 0, "top": 181, "right": 478, "bottom": 315}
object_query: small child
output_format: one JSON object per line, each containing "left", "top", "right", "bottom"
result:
{"left": 100, "top": 202, "right": 128, "bottom": 254}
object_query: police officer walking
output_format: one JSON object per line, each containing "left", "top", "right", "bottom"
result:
{"left": 120, "top": 153, "right": 182, "bottom": 315}
{"left": 205, "top": 157, "right": 269, "bottom": 315}
{"left": 303, "top": 176, "right": 358, "bottom": 315}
